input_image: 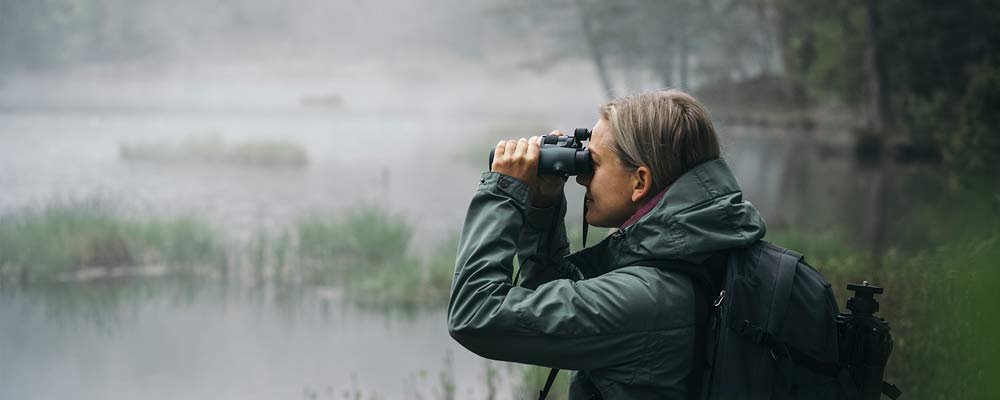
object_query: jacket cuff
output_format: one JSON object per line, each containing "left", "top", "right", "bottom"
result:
{"left": 525, "top": 194, "right": 564, "bottom": 231}
{"left": 478, "top": 172, "right": 531, "bottom": 208}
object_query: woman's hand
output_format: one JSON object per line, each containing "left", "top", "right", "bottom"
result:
{"left": 492, "top": 131, "right": 567, "bottom": 208}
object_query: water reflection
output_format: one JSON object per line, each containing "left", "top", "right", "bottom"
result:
{"left": 0, "top": 277, "right": 513, "bottom": 400}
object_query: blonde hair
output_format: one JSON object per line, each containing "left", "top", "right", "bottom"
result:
{"left": 600, "top": 89, "right": 721, "bottom": 192}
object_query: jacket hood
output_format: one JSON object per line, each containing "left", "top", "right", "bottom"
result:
{"left": 566, "top": 158, "right": 766, "bottom": 276}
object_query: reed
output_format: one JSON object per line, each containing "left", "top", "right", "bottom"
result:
{"left": 120, "top": 134, "right": 308, "bottom": 168}
{"left": 0, "top": 200, "right": 226, "bottom": 282}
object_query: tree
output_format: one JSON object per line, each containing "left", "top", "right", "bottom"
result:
{"left": 486, "top": 0, "right": 784, "bottom": 98}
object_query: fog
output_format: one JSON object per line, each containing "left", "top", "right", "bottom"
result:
{"left": 2, "top": 1, "right": 996, "bottom": 399}
{"left": 0, "top": 2, "right": 611, "bottom": 398}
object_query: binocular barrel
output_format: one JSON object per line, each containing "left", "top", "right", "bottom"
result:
{"left": 487, "top": 129, "right": 593, "bottom": 177}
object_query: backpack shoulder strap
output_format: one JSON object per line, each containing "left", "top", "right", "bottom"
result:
{"left": 764, "top": 242, "right": 802, "bottom": 333}
{"left": 638, "top": 254, "right": 727, "bottom": 400}
{"left": 638, "top": 253, "right": 727, "bottom": 295}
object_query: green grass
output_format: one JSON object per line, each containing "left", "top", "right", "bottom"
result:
{"left": 297, "top": 205, "right": 413, "bottom": 268}
{"left": 0, "top": 199, "right": 455, "bottom": 308}
{"left": 296, "top": 204, "right": 414, "bottom": 284}
{"left": 766, "top": 185, "right": 1000, "bottom": 400}
{"left": 516, "top": 366, "right": 569, "bottom": 400}
{"left": 344, "top": 235, "right": 459, "bottom": 309}
{"left": 120, "top": 134, "right": 308, "bottom": 168}
{"left": 802, "top": 234, "right": 999, "bottom": 400}
{"left": 0, "top": 200, "right": 226, "bottom": 282}
{"left": 0, "top": 201, "right": 457, "bottom": 307}
{"left": 282, "top": 205, "right": 457, "bottom": 308}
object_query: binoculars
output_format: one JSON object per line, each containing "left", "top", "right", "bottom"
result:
{"left": 488, "top": 128, "right": 593, "bottom": 177}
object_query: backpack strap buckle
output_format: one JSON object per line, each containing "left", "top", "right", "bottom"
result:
{"left": 713, "top": 290, "right": 726, "bottom": 307}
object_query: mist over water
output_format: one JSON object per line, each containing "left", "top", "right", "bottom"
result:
{"left": 0, "top": 2, "right": 612, "bottom": 398}
{"left": 3, "top": 0, "right": 969, "bottom": 398}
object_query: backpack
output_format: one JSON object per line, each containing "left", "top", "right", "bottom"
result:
{"left": 535, "top": 240, "right": 901, "bottom": 400}
{"left": 689, "top": 240, "right": 902, "bottom": 400}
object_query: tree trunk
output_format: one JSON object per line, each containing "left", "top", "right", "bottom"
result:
{"left": 861, "top": 0, "right": 891, "bottom": 262}
{"left": 576, "top": 0, "right": 615, "bottom": 100}
{"left": 755, "top": 0, "right": 777, "bottom": 76}
{"left": 679, "top": 41, "right": 689, "bottom": 90}
{"left": 775, "top": 0, "right": 795, "bottom": 78}
{"left": 656, "top": 43, "right": 675, "bottom": 89}
{"left": 864, "top": 0, "right": 890, "bottom": 132}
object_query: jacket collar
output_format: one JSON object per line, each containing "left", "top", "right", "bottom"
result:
{"left": 566, "top": 159, "right": 766, "bottom": 278}
{"left": 620, "top": 184, "right": 671, "bottom": 229}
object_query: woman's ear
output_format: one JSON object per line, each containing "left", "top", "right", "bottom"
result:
{"left": 631, "top": 166, "right": 652, "bottom": 203}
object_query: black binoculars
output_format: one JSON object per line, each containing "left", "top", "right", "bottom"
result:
{"left": 488, "top": 128, "right": 593, "bottom": 177}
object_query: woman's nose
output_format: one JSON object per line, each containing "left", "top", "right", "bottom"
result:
{"left": 576, "top": 172, "right": 592, "bottom": 187}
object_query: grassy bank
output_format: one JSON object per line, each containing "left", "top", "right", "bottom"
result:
{"left": 766, "top": 185, "right": 1000, "bottom": 400}
{"left": 767, "top": 229, "right": 999, "bottom": 400}
{"left": 0, "top": 199, "right": 458, "bottom": 308}
{"left": 120, "top": 134, "right": 308, "bottom": 168}
{"left": 0, "top": 200, "right": 226, "bottom": 282}
{"left": 295, "top": 205, "right": 457, "bottom": 308}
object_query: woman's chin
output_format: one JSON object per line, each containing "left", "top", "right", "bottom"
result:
{"left": 585, "top": 215, "right": 611, "bottom": 229}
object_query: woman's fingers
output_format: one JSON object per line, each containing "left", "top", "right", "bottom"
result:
{"left": 503, "top": 139, "right": 518, "bottom": 160}
{"left": 493, "top": 140, "right": 508, "bottom": 170}
{"left": 494, "top": 140, "right": 507, "bottom": 159}
{"left": 527, "top": 136, "right": 540, "bottom": 160}
{"left": 493, "top": 133, "right": 554, "bottom": 180}
{"left": 512, "top": 138, "right": 529, "bottom": 159}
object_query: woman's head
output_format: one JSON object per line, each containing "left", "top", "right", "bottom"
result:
{"left": 576, "top": 90, "right": 721, "bottom": 228}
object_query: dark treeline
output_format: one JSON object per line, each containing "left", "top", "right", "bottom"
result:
{"left": 491, "top": 0, "right": 1000, "bottom": 183}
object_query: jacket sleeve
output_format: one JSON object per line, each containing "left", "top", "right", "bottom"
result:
{"left": 516, "top": 190, "right": 583, "bottom": 289}
{"left": 447, "top": 172, "right": 677, "bottom": 371}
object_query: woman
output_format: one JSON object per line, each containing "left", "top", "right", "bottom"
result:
{"left": 448, "top": 90, "right": 766, "bottom": 399}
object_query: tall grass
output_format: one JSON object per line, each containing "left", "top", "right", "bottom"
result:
{"left": 343, "top": 235, "right": 459, "bottom": 308}
{"left": 0, "top": 198, "right": 458, "bottom": 308}
{"left": 120, "top": 134, "right": 308, "bottom": 168}
{"left": 297, "top": 205, "right": 413, "bottom": 271}
{"left": 769, "top": 230, "right": 999, "bottom": 400}
{"left": 766, "top": 183, "right": 1000, "bottom": 400}
{"left": 516, "top": 366, "right": 569, "bottom": 400}
{"left": 296, "top": 205, "right": 457, "bottom": 308}
{"left": 218, "top": 204, "right": 457, "bottom": 308}
{"left": 0, "top": 200, "right": 226, "bottom": 282}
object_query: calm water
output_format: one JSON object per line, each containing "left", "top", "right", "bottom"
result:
{"left": 0, "top": 64, "right": 859, "bottom": 399}
{"left": 1, "top": 282, "right": 494, "bottom": 400}
{"left": 0, "top": 65, "right": 602, "bottom": 399}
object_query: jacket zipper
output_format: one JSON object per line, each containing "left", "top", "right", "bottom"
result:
{"left": 611, "top": 229, "right": 626, "bottom": 241}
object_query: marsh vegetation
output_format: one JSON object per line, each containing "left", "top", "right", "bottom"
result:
{"left": 120, "top": 134, "right": 309, "bottom": 168}
{"left": 1, "top": 200, "right": 457, "bottom": 309}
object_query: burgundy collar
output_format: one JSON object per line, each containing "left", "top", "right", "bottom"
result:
{"left": 620, "top": 185, "right": 670, "bottom": 229}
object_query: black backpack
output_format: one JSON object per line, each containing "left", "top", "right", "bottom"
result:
{"left": 687, "top": 240, "right": 902, "bottom": 400}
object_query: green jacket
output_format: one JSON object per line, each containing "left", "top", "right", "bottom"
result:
{"left": 448, "top": 159, "right": 766, "bottom": 399}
